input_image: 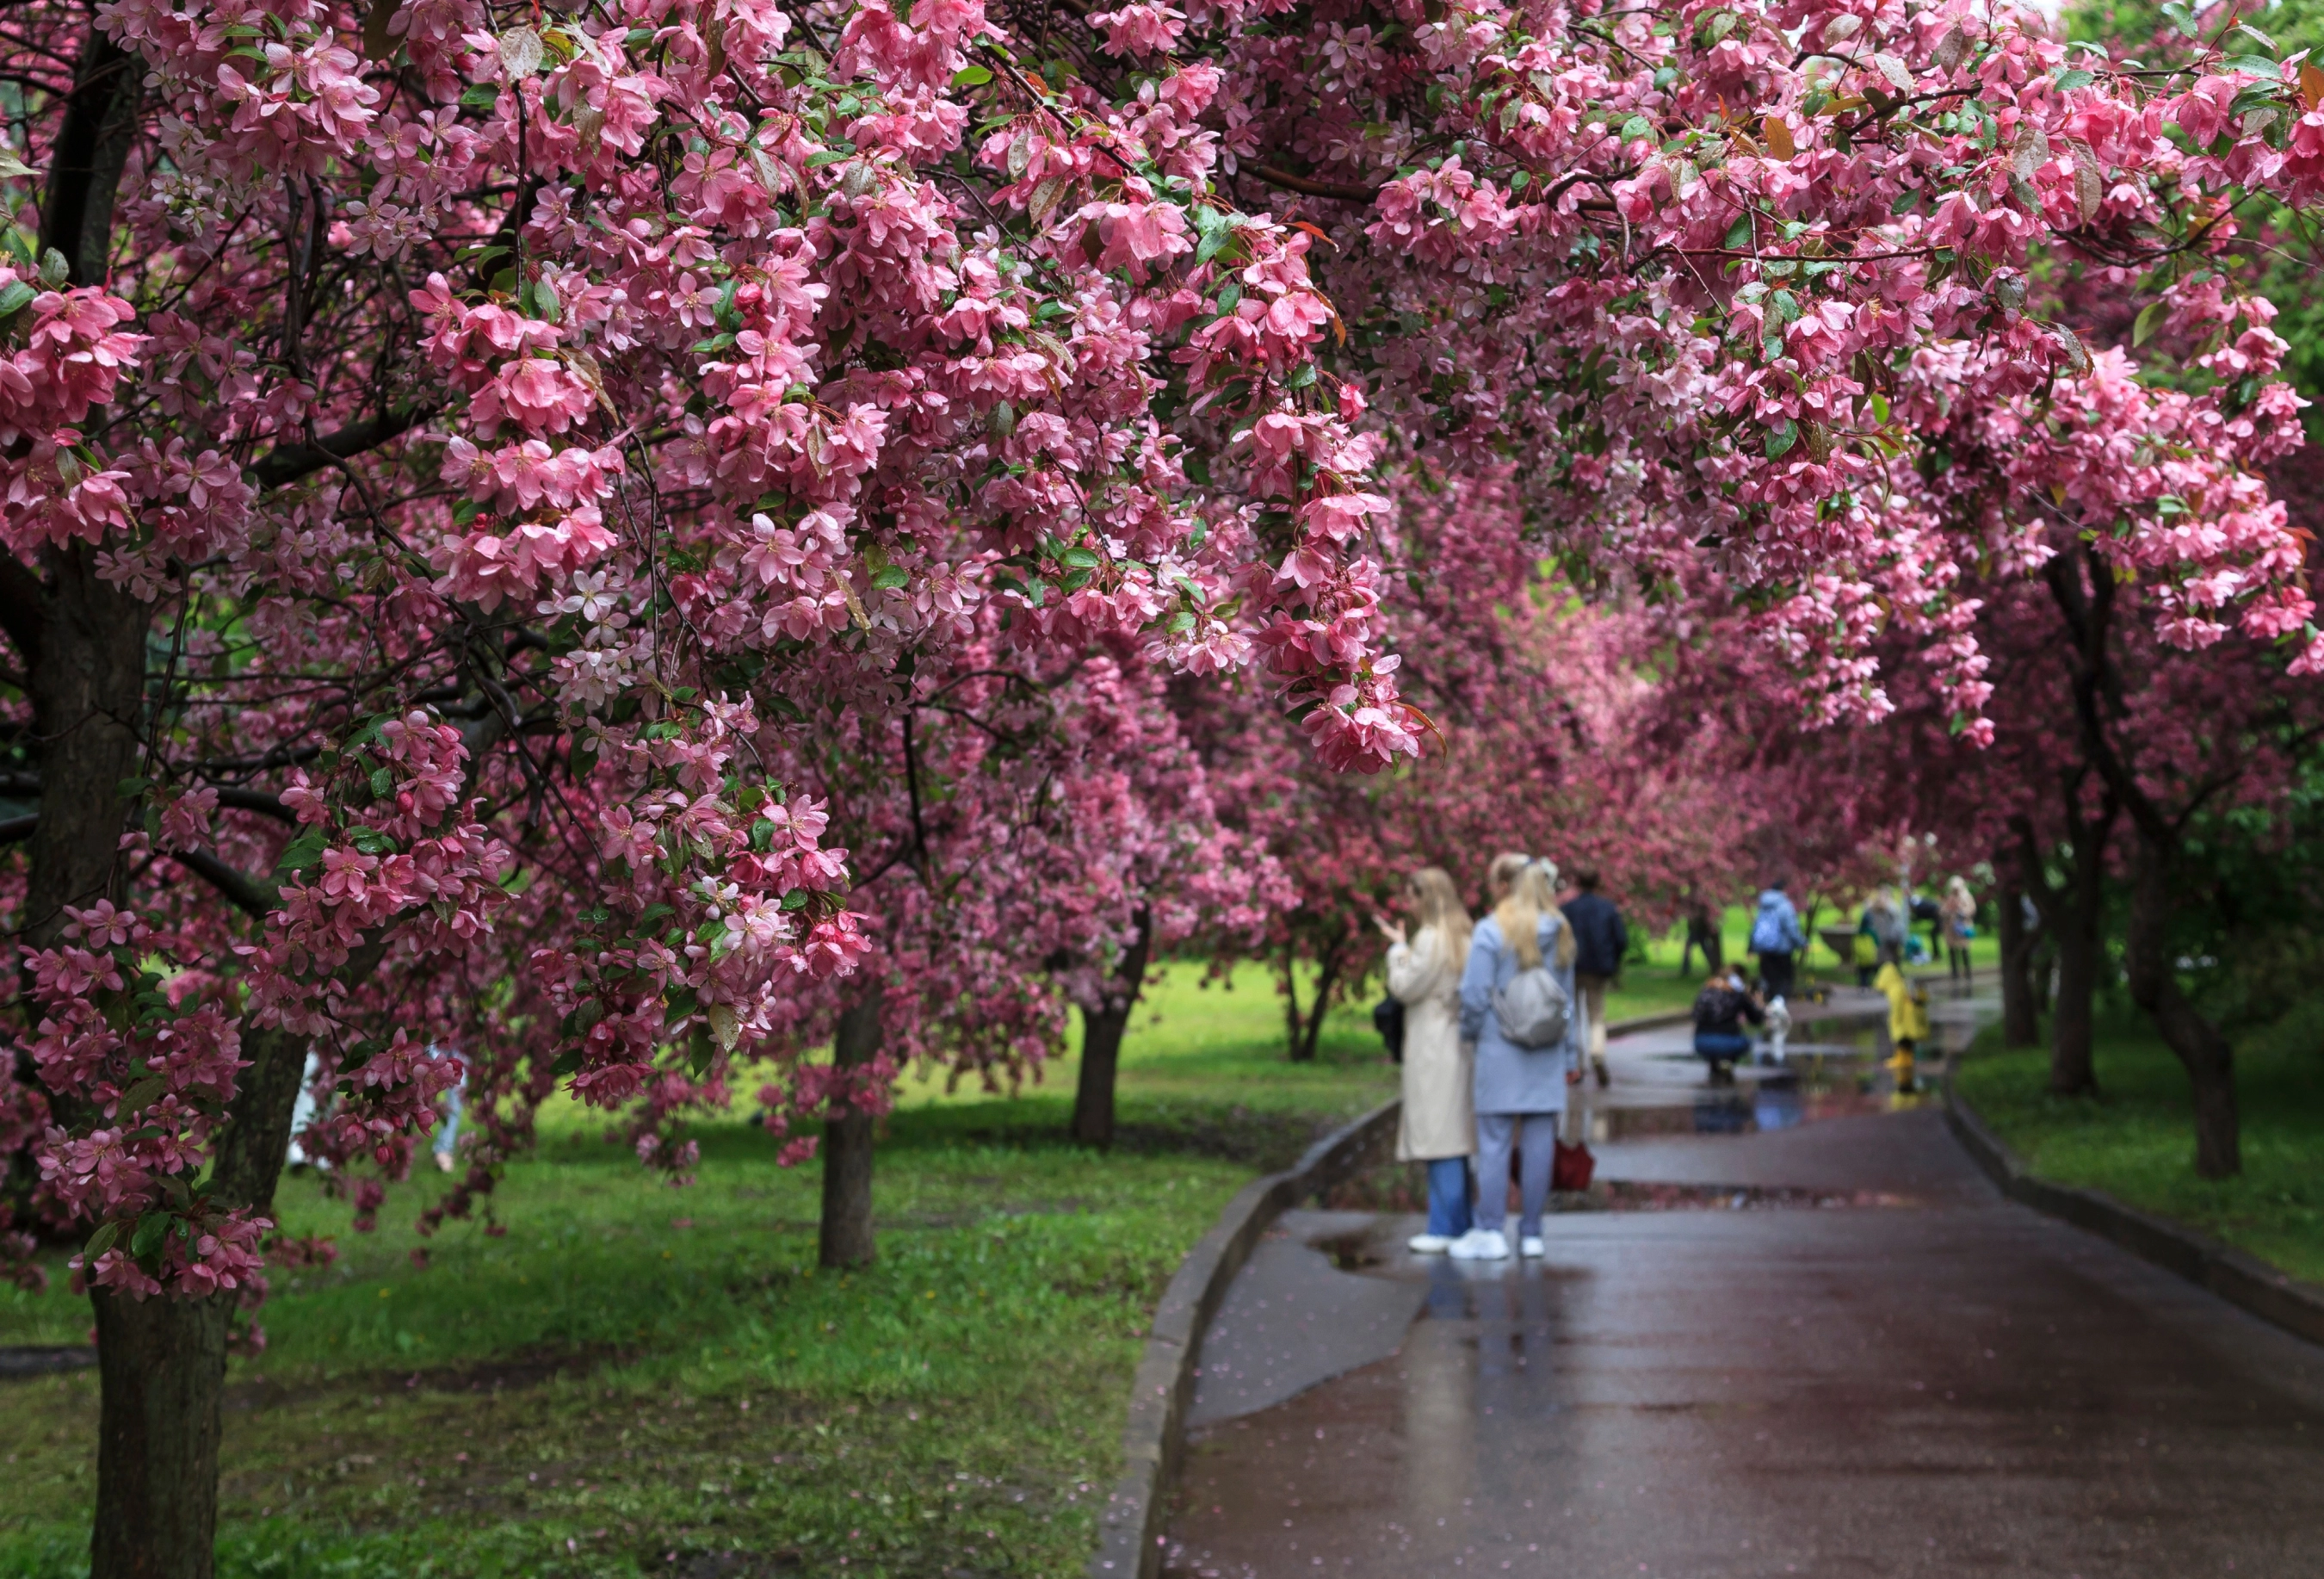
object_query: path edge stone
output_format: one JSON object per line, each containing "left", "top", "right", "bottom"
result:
{"left": 1944, "top": 1072, "right": 2324, "bottom": 1348}
{"left": 1088, "top": 1097, "right": 1399, "bottom": 1579}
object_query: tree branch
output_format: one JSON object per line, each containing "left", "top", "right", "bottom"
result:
{"left": 1245, "top": 163, "right": 1381, "bottom": 203}
{"left": 248, "top": 405, "right": 436, "bottom": 492}
{"left": 214, "top": 788, "right": 295, "bottom": 823}
{"left": 170, "top": 846, "right": 281, "bottom": 920}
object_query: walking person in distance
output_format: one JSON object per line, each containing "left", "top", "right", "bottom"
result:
{"left": 1376, "top": 868, "right": 1475, "bottom": 1254}
{"left": 1560, "top": 865, "right": 1628, "bottom": 1090}
{"left": 1450, "top": 853, "right": 1580, "bottom": 1261}
{"left": 1939, "top": 876, "right": 1977, "bottom": 986}
{"left": 1750, "top": 877, "right": 1806, "bottom": 1002}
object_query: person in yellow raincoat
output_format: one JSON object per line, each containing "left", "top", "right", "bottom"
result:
{"left": 1872, "top": 958, "right": 1931, "bottom": 1093}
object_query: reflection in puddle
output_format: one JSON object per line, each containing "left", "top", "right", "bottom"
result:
{"left": 1589, "top": 1056, "right": 1920, "bottom": 1141}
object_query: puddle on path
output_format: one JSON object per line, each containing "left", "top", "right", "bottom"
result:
{"left": 1586, "top": 1059, "right": 1923, "bottom": 1141}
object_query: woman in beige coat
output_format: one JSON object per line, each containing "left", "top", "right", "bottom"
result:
{"left": 1376, "top": 866, "right": 1474, "bottom": 1253}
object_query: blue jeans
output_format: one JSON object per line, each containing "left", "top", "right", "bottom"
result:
{"left": 1474, "top": 1112, "right": 1559, "bottom": 1240}
{"left": 1695, "top": 1031, "right": 1751, "bottom": 1066}
{"left": 1425, "top": 1156, "right": 1473, "bottom": 1238}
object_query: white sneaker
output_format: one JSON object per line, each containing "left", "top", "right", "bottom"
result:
{"left": 1406, "top": 1233, "right": 1452, "bottom": 1254}
{"left": 1448, "top": 1229, "right": 1510, "bottom": 1261}
{"left": 1519, "top": 1235, "right": 1546, "bottom": 1258}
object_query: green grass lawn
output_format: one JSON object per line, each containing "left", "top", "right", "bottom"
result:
{"left": 0, "top": 963, "right": 1400, "bottom": 1579}
{"left": 1955, "top": 1000, "right": 2324, "bottom": 1287}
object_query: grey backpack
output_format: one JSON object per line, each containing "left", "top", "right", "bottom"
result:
{"left": 1493, "top": 954, "right": 1572, "bottom": 1051}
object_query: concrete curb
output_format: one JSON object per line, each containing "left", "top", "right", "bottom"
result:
{"left": 1944, "top": 1074, "right": 2324, "bottom": 1349}
{"left": 1089, "top": 1099, "right": 1400, "bottom": 1578}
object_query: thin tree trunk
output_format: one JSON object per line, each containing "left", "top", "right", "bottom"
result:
{"left": 2122, "top": 840, "right": 2241, "bottom": 1179}
{"left": 1996, "top": 884, "right": 2041, "bottom": 1049}
{"left": 819, "top": 993, "right": 882, "bottom": 1268}
{"left": 1294, "top": 948, "right": 1341, "bottom": 1064}
{"left": 1071, "top": 909, "right": 1151, "bottom": 1149}
{"left": 1277, "top": 942, "right": 1306, "bottom": 1060}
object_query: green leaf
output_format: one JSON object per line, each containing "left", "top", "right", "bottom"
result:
{"left": 2220, "top": 53, "right": 2279, "bottom": 77}
{"left": 117, "top": 1076, "right": 167, "bottom": 1115}
{"left": 117, "top": 776, "right": 153, "bottom": 801}
{"left": 275, "top": 827, "right": 328, "bottom": 876}
{"left": 130, "top": 1211, "right": 171, "bottom": 1262}
{"left": 781, "top": 889, "right": 811, "bottom": 912}
{"left": 550, "top": 1049, "right": 583, "bottom": 1078}
{"left": 663, "top": 987, "right": 699, "bottom": 1027}
{"left": 83, "top": 1222, "right": 120, "bottom": 1260}
{"left": 460, "top": 83, "right": 500, "bottom": 108}
{"left": 2133, "top": 300, "right": 2165, "bottom": 347}
{"left": 870, "top": 565, "right": 908, "bottom": 590}
{"left": 1059, "top": 547, "right": 1101, "bottom": 570}
{"left": 638, "top": 901, "right": 676, "bottom": 927}
{"left": 2055, "top": 68, "right": 2094, "bottom": 92}
{"left": 368, "top": 766, "right": 394, "bottom": 797}
{"left": 1723, "top": 215, "right": 1753, "bottom": 251}
{"left": 950, "top": 65, "right": 992, "bottom": 86}
{"left": 0, "top": 281, "right": 34, "bottom": 319}
{"left": 347, "top": 825, "right": 397, "bottom": 856}
{"left": 1765, "top": 419, "right": 1799, "bottom": 460}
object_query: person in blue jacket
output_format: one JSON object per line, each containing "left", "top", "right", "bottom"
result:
{"left": 1749, "top": 879, "right": 1806, "bottom": 1000}
{"left": 1450, "top": 853, "right": 1580, "bottom": 1263}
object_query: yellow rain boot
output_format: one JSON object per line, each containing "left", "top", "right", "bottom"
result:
{"left": 1884, "top": 1043, "right": 1918, "bottom": 1095}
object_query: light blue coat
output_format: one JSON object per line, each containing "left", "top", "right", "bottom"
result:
{"left": 1459, "top": 912, "right": 1578, "bottom": 1116}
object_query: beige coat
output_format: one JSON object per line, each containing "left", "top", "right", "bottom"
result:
{"left": 1390, "top": 926, "right": 1473, "bottom": 1161}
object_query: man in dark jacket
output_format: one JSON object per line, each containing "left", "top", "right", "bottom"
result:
{"left": 1561, "top": 867, "right": 1629, "bottom": 1089}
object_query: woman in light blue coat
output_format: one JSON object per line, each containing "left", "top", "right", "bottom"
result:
{"left": 1451, "top": 852, "right": 1579, "bottom": 1260}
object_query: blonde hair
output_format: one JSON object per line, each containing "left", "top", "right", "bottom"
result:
{"left": 1406, "top": 866, "right": 1473, "bottom": 965}
{"left": 1487, "top": 851, "right": 1575, "bottom": 971}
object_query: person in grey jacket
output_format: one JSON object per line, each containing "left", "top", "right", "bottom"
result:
{"left": 1450, "top": 852, "right": 1580, "bottom": 1261}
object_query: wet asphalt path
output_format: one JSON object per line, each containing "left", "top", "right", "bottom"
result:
{"left": 1163, "top": 996, "right": 2324, "bottom": 1579}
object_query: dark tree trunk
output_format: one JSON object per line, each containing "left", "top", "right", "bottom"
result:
{"left": 2015, "top": 789, "right": 2115, "bottom": 1098}
{"left": 2123, "top": 841, "right": 2241, "bottom": 1179}
{"left": 1284, "top": 944, "right": 1341, "bottom": 1064}
{"left": 1278, "top": 942, "right": 1307, "bottom": 1060}
{"left": 819, "top": 993, "right": 883, "bottom": 1268}
{"left": 1995, "top": 884, "right": 2042, "bottom": 1049}
{"left": 40, "top": 32, "right": 143, "bottom": 291}
{"left": 1071, "top": 909, "right": 1152, "bottom": 1149}
{"left": 22, "top": 546, "right": 148, "bottom": 949}
{"left": 2049, "top": 912, "right": 2103, "bottom": 1097}
{"left": 90, "top": 1290, "right": 231, "bottom": 1579}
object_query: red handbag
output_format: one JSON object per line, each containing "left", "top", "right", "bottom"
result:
{"left": 1552, "top": 1138, "right": 1596, "bottom": 1192}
